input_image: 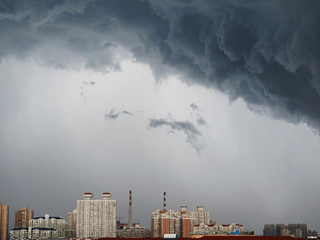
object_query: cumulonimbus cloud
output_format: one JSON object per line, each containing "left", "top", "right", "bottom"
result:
{"left": 1, "top": 0, "right": 320, "bottom": 130}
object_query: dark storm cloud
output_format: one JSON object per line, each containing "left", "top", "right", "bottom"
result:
{"left": 105, "top": 109, "right": 134, "bottom": 120}
{"left": 1, "top": 0, "right": 320, "bottom": 129}
{"left": 149, "top": 118, "right": 202, "bottom": 151}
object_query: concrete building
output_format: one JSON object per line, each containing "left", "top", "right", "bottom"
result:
{"left": 307, "top": 230, "right": 318, "bottom": 237}
{"left": 193, "top": 223, "right": 219, "bottom": 235}
{"left": 151, "top": 193, "right": 196, "bottom": 238}
{"left": 188, "top": 206, "right": 210, "bottom": 225}
{"left": 76, "top": 192, "right": 117, "bottom": 238}
{"left": 151, "top": 207, "right": 195, "bottom": 238}
{"left": 117, "top": 223, "right": 150, "bottom": 238}
{"left": 287, "top": 224, "right": 307, "bottom": 238}
{"left": 66, "top": 209, "right": 77, "bottom": 238}
{"left": 29, "top": 214, "right": 66, "bottom": 238}
{"left": 276, "top": 224, "right": 288, "bottom": 236}
{"left": 9, "top": 228, "right": 28, "bottom": 239}
{"left": 14, "top": 207, "right": 34, "bottom": 229}
{"left": 264, "top": 223, "right": 308, "bottom": 238}
{"left": 264, "top": 225, "right": 277, "bottom": 236}
{"left": 0, "top": 203, "right": 9, "bottom": 240}
{"left": 10, "top": 227, "right": 57, "bottom": 240}
{"left": 220, "top": 224, "right": 244, "bottom": 234}
{"left": 193, "top": 223, "right": 244, "bottom": 236}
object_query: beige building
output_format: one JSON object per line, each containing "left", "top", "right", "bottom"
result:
{"left": 66, "top": 209, "right": 77, "bottom": 238}
{"left": 14, "top": 207, "right": 34, "bottom": 228}
{"left": 0, "top": 203, "right": 9, "bottom": 240}
{"left": 188, "top": 206, "right": 210, "bottom": 225}
{"left": 76, "top": 192, "right": 117, "bottom": 238}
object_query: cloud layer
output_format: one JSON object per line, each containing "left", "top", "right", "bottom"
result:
{"left": 1, "top": 0, "right": 320, "bottom": 129}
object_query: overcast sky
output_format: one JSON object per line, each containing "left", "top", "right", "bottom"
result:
{"left": 1, "top": 0, "right": 320, "bottom": 235}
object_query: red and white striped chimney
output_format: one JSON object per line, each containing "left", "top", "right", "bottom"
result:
{"left": 128, "top": 190, "right": 132, "bottom": 228}
{"left": 163, "top": 192, "right": 166, "bottom": 211}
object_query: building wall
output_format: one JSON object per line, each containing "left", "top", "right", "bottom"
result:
{"left": 0, "top": 203, "right": 9, "bottom": 240}
{"left": 10, "top": 228, "right": 28, "bottom": 239}
{"left": 14, "top": 207, "right": 34, "bottom": 228}
{"left": 76, "top": 193, "right": 117, "bottom": 238}
{"left": 151, "top": 208, "right": 195, "bottom": 238}
{"left": 29, "top": 215, "right": 66, "bottom": 238}
{"left": 188, "top": 207, "right": 210, "bottom": 225}
{"left": 66, "top": 209, "right": 77, "bottom": 238}
{"left": 265, "top": 223, "right": 308, "bottom": 238}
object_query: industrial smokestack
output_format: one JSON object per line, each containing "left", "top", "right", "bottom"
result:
{"left": 163, "top": 192, "right": 166, "bottom": 211}
{"left": 128, "top": 190, "right": 132, "bottom": 228}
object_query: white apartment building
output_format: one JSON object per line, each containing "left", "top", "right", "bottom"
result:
{"left": 29, "top": 214, "right": 66, "bottom": 238}
{"left": 76, "top": 192, "right": 117, "bottom": 238}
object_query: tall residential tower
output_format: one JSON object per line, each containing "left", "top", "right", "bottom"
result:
{"left": 77, "top": 192, "right": 117, "bottom": 238}
{"left": 14, "top": 207, "right": 34, "bottom": 228}
{"left": 0, "top": 203, "right": 9, "bottom": 240}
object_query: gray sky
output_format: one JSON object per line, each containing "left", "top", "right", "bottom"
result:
{"left": 1, "top": 0, "right": 320, "bottom": 235}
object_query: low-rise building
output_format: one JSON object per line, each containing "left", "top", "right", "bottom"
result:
{"left": 193, "top": 223, "right": 244, "bottom": 235}
{"left": 117, "top": 223, "right": 150, "bottom": 238}
{"left": 10, "top": 227, "right": 57, "bottom": 240}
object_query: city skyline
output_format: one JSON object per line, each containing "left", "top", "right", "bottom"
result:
{"left": 1, "top": 0, "right": 320, "bottom": 236}
{"left": 1, "top": 190, "right": 318, "bottom": 236}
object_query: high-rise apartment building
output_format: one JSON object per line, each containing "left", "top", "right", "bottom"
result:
{"left": 0, "top": 203, "right": 9, "bottom": 240}
{"left": 288, "top": 223, "right": 307, "bottom": 238}
{"left": 66, "top": 209, "right": 77, "bottom": 238}
{"left": 151, "top": 207, "right": 195, "bottom": 238}
{"left": 76, "top": 192, "right": 117, "bottom": 238}
{"left": 188, "top": 206, "right": 210, "bottom": 225}
{"left": 263, "top": 224, "right": 277, "bottom": 236}
{"left": 264, "top": 223, "right": 308, "bottom": 238}
{"left": 14, "top": 207, "right": 34, "bottom": 228}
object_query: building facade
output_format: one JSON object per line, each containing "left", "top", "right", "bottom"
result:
{"left": 76, "top": 192, "right": 117, "bottom": 238}
{"left": 193, "top": 223, "right": 244, "bottom": 235}
{"left": 29, "top": 214, "right": 66, "bottom": 238}
{"left": 66, "top": 209, "right": 77, "bottom": 238}
{"left": 0, "top": 203, "right": 9, "bottom": 240}
{"left": 14, "top": 207, "right": 34, "bottom": 229}
{"left": 264, "top": 225, "right": 277, "bottom": 236}
{"left": 10, "top": 227, "right": 57, "bottom": 240}
{"left": 264, "top": 223, "right": 309, "bottom": 238}
{"left": 188, "top": 206, "right": 210, "bottom": 225}
{"left": 151, "top": 207, "right": 195, "bottom": 238}
{"left": 117, "top": 223, "right": 150, "bottom": 238}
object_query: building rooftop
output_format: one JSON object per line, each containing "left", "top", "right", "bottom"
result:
{"left": 32, "top": 216, "right": 63, "bottom": 219}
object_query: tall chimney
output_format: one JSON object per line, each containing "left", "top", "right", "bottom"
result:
{"left": 128, "top": 190, "right": 132, "bottom": 228}
{"left": 163, "top": 192, "right": 166, "bottom": 211}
